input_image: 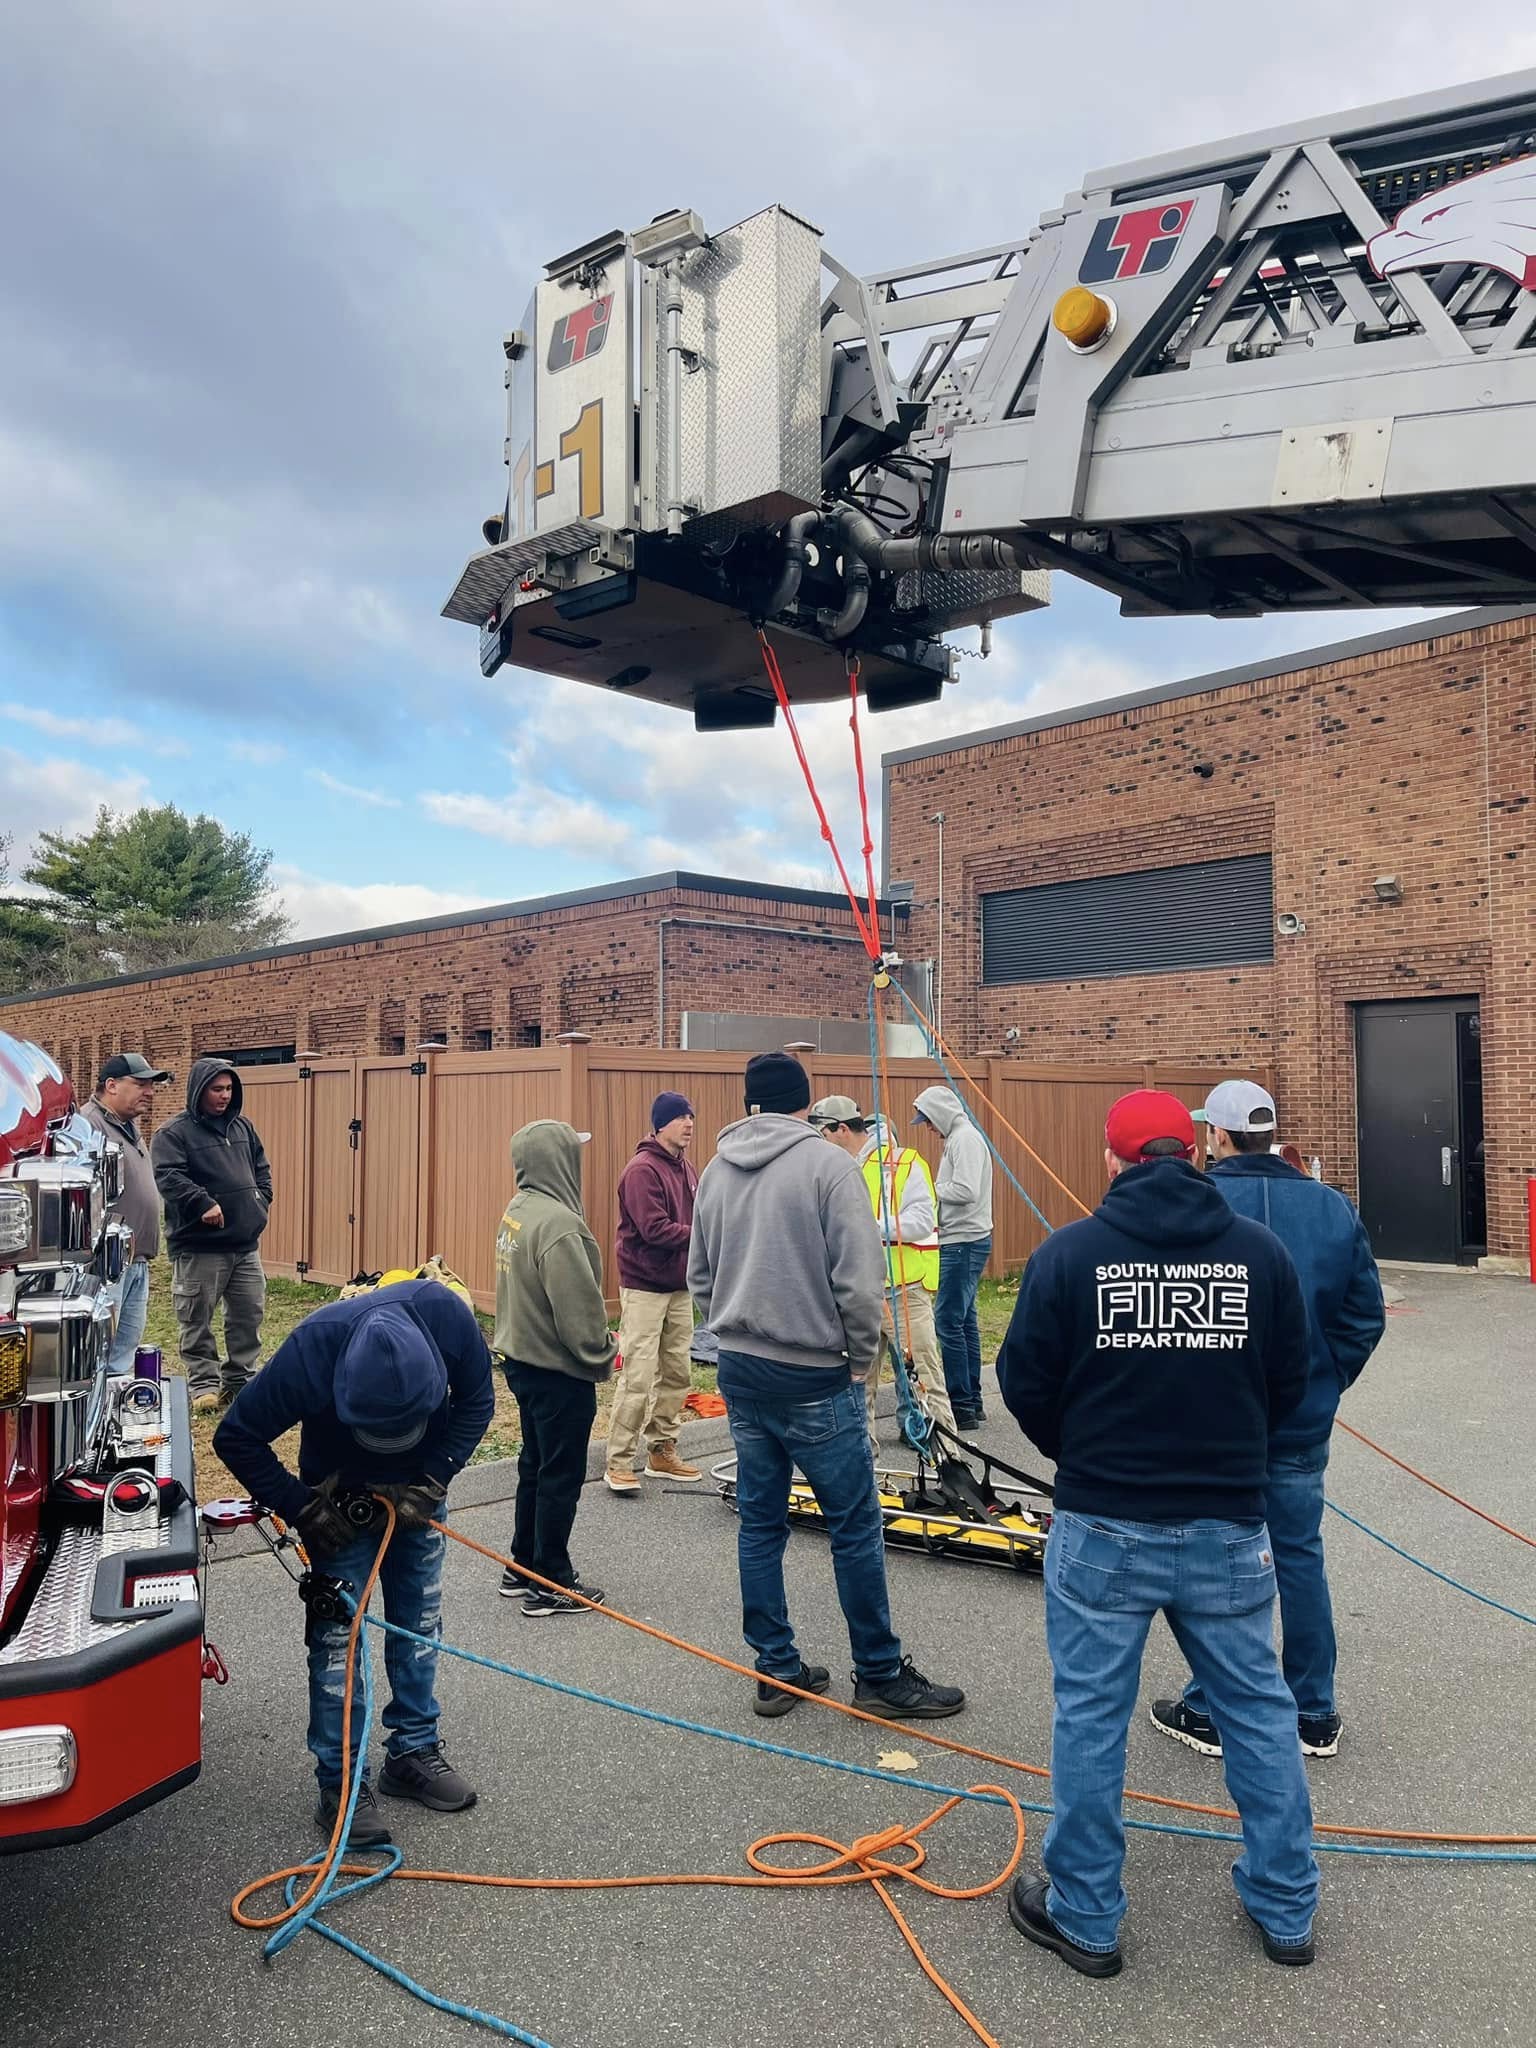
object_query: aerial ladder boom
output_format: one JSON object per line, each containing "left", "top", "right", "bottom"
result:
{"left": 445, "top": 69, "right": 1536, "bottom": 728}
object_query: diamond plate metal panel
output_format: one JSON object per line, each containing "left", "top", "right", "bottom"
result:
{"left": 442, "top": 522, "right": 603, "bottom": 624}
{"left": 895, "top": 565, "right": 1051, "bottom": 631}
{"left": 0, "top": 1519, "right": 169, "bottom": 1665}
{"left": 646, "top": 206, "right": 822, "bottom": 541}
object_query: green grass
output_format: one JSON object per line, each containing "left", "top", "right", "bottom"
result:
{"left": 145, "top": 1259, "right": 1021, "bottom": 1500}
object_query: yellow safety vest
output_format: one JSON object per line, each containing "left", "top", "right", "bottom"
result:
{"left": 862, "top": 1147, "right": 940, "bottom": 1293}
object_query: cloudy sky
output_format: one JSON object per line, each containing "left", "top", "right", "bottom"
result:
{"left": 4, "top": 4, "right": 1533, "bottom": 939}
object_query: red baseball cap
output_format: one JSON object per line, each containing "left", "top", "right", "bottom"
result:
{"left": 1105, "top": 1089, "right": 1197, "bottom": 1163}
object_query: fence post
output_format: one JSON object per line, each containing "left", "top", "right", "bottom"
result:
{"left": 413, "top": 1047, "right": 438, "bottom": 1263}
{"left": 557, "top": 1033, "right": 592, "bottom": 1196}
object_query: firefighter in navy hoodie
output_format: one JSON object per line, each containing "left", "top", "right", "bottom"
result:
{"left": 1153, "top": 1080, "right": 1384, "bottom": 1763}
{"left": 215, "top": 1280, "right": 495, "bottom": 1849}
{"left": 997, "top": 1090, "right": 1317, "bottom": 1978}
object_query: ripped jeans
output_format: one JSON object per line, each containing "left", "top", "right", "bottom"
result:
{"left": 305, "top": 1521, "right": 445, "bottom": 1789}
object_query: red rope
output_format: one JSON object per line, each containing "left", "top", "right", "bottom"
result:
{"left": 758, "top": 631, "right": 882, "bottom": 960}
{"left": 846, "top": 658, "right": 882, "bottom": 953}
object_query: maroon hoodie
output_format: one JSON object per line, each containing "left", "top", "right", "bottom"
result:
{"left": 615, "top": 1135, "right": 698, "bottom": 1292}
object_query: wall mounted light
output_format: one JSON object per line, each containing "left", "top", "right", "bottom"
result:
{"left": 1372, "top": 875, "right": 1404, "bottom": 904}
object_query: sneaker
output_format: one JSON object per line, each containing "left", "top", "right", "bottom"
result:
{"left": 1007, "top": 1873, "right": 1122, "bottom": 1978}
{"left": 315, "top": 1779, "right": 392, "bottom": 1849}
{"left": 1150, "top": 1696, "right": 1223, "bottom": 1757}
{"left": 604, "top": 1466, "right": 641, "bottom": 1496}
{"left": 378, "top": 1741, "right": 477, "bottom": 1813}
{"left": 645, "top": 1443, "right": 702, "bottom": 1482}
{"left": 499, "top": 1567, "right": 535, "bottom": 1601}
{"left": 523, "top": 1580, "right": 606, "bottom": 1618}
{"left": 190, "top": 1392, "right": 220, "bottom": 1418}
{"left": 753, "top": 1661, "right": 831, "bottom": 1719}
{"left": 852, "top": 1656, "right": 965, "bottom": 1719}
{"left": 1299, "top": 1713, "right": 1342, "bottom": 1758}
{"left": 952, "top": 1408, "right": 981, "bottom": 1433}
{"left": 1245, "top": 1908, "right": 1315, "bottom": 1966}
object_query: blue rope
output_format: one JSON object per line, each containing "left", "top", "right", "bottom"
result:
{"left": 1325, "top": 1500, "right": 1536, "bottom": 1628}
{"left": 264, "top": 1587, "right": 378, "bottom": 1958}
{"left": 256, "top": 1579, "right": 1535, "bottom": 2047}
{"left": 363, "top": 1611, "right": 1536, "bottom": 1862}
{"left": 888, "top": 977, "right": 1055, "bottom": 1236}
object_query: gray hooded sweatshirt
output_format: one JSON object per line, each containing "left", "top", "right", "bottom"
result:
{"left": 688, "top": 1114, "right": 884, "bottom": 1375}
{"left": 913, "top": 1085, "right": 993, "bottom": 1244}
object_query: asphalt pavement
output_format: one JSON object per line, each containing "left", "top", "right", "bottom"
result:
{"left": 3, "top": 1268, "right": 1533, "bottom": 2048}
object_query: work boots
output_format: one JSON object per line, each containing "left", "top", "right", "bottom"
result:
{"left": 646, "top": 1443, "right": 702, "bottom": 1482}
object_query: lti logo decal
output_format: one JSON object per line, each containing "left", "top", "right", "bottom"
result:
{"left": 1080, "top": 200, "right": 1195, "bottom": 284}
{"left": 547, "top": 294, "right": 612, "bottom": 372}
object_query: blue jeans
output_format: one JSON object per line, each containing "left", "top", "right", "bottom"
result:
{"left": 722, "top": 1362, "right": 902, "bottom": 1686}
{"left": 305, "top": 1521, "right": 445, "bottom": 1789}
{"left": 935, "top": 1238, "right": 990, "bottom": 1409}
{"left": 1043, "top": 1510, "right": 1317, "bottom": 1954}
{"left": 1186, "top": 1442, "right": 1335, "bottom": 1723}
{"left": 107, "top": 1260, "right": 150, "bottom": 1371}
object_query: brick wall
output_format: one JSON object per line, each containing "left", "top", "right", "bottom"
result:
{"left": 886, "top": 612, "right": 1534, "bottom": 1261}
{"left": 0, "top": 882, "right": 887, "bottom": 1110}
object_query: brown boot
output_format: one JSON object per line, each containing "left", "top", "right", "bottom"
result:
{"left": 604, "top": 1466, "right": 641, "bottom": 1496}
{"left": 646, "top": 1443, "right": 702, "bottom": 1482}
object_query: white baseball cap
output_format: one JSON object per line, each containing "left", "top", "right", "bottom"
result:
{"left": 1203, "top": 1080, "right": 1277, "bottom": 1133}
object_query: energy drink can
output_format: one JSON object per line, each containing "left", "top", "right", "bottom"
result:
{"left": 133, "top": 1344, "right": 163, "bottom": 1383}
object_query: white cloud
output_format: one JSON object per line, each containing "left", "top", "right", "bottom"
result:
{"left": 309, "top": 768, "right": 401, "bottom": 808}
{"left": 268, "top": 864, "right": 486, "bottom": 941}
{"left": 420, "top": 787, "right": 637, "bottom": 859}
{"left": 1, "top": 700, "right": 189, "bottom": 757}
{"left": 0, "top": 747, "right": 151, "bottom": 868}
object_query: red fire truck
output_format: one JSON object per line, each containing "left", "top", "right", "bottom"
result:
{"left": 0, "top": 1031, "right": 203, "bottom": 1851}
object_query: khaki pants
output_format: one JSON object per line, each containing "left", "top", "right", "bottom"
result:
{"left": 607, "top": 1288, "right": 693, "bottom": 1473}
{"left": 865, "top": 1282, "right": 956, "bottom": 1453}
{"left": 172, "top": 1248, "right": 266, "bottom": 1398}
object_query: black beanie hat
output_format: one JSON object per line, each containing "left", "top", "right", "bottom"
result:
{"left": 743, "top": 1052, "right": 811, "bottom": 1116}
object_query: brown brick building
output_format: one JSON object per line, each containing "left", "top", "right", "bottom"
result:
{"left": 0, "top": 873, "right": 901, "bottom": 1088}
{"left": 883, "top": 605, "right": 1534, "bottom": 1268}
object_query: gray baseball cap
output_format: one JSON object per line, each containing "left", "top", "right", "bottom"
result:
{"left": 1203, "top": 1079, "right": 1277, "bottom": 1133}
{"left": 98, "top": 1052, "right": 173, "bottom": 1084}
{"left": 808, "top": 1094, "right": 866, "bottom": 1128}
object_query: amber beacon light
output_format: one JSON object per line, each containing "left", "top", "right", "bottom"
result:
{"left": 1052, "top": 286, "right": 1116, "bottom": 351}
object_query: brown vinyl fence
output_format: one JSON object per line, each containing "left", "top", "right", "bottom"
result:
{"left": 243, "top": 1044, "right": 1270, "bottom": 1311}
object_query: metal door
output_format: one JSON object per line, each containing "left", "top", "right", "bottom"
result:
{"left": 1355, "top": 1001, "right": 1474, "bottom": 1263}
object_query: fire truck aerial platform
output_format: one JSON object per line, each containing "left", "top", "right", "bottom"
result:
{"left": 445, "top": 68, "right": 1536, "bottom": 729}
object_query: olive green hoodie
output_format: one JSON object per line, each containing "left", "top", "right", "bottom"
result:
{"left": 492, "top": 1121, "right": 616, "bottom": 1383}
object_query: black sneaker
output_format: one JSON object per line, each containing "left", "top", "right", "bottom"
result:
{"left": 1150, "top": 1696, "right": 1222, "bottom": 1757}
{"left": 852, "top": 1656, "right": 965, "bottom": 1719}
{"left": 378, "top": 1742, "right": 477, "bottom": 1813}
{"left": 1299, "top": 1713, "right": 1342, "bottom": 1758}
{"left": 952, "top": 1408, "right": 981, "bottom": 1433}
{"left": 754, "top": 1662, "right": 831, "bottom": 1719}
{"left": 1007, "top": 1873, "right": 1122, "bottom": 1978}
{"left": 523, "top": 1580, "right": 606, "bottom": 1617}
{"left": 314, "top": 1778, "right": 392, "bottom": 1848}
{"left": 499, "top": 1567, "right": 535, "bottom": 1601}
{"left": 1245, "top": 1908, "right": 1315, "bottom": 1966}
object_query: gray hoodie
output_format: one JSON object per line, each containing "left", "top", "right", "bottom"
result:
{"left": 688, "top": 1114, "right": 884, "bottom": 1375}
{"left": 913, "top": 1085, "right": 993, "bottom": 1244}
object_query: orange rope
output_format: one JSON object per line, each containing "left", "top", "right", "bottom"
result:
{"left": 1334, "top": 1420, "right": 1536, "bottom": 1547}
{"left": 432, "top": 1525, "right": 1536, "bottom": 1847}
